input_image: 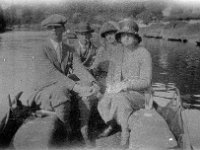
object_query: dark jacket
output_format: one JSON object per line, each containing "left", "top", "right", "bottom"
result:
{"left": 73, "top": 41, "right": 97, "bottom": 68}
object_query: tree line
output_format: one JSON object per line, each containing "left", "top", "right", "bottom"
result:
{"left": 1, "top": 1, "right": 200, "bottom": 32}
{"left": 0, "top": 5, "right": 6, "bottom": 32}
{"left": 0, "top": 1, "right": 165, "bottom": 29}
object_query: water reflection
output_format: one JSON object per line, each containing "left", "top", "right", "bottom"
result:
{"left": 157, "top": 40, "right": 169, "bottom": 70}
{"left": 0, "top": 36, "right": 1, "bottom": 52}
{"left": 144, "top": 38, "right": 200, "bottom": 96}
{"left": 152, "top": 82, "right": 178, "bottom": 107}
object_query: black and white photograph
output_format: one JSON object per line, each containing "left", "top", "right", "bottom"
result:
{"left": 0, "top": 0, "right": 200, "bottom": 149}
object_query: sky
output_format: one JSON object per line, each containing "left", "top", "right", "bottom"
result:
{"left": 1, "top": 0, "right": 200, "bottom": 8}
{"left": 1, "top": 0, "right": 63, "bottom": 5}
{"left": 1, "top": 0, "right": 200, "bottom": 5}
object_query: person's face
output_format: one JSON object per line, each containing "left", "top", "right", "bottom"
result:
{"left": 120, "top": 33, "right": 137, "bottom": 47}
{"left": 77, "top": 32, "right": 91, "bottom": 45}
{"left": 47, "top": 25, "right": 65, "bottom": 42}
{"left": 104, "top": 32, "right": 116, "bottom": 44}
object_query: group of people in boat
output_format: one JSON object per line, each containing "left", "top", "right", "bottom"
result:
{"left": 23, "top": 13, "right": 152, "bottom": 148}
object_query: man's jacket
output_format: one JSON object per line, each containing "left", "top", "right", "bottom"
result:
{"left": 73, "top": 41, "right": 97, "bottom": 68}
{"left": 34, "top": 39, "right": 95, "bottom": 91}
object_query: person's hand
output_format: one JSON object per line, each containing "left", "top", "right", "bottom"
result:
{"left": 91, "top": 81, "right": 100, "bottom": 91}
{"left": 89, "top": 68, "right": 98, "bottom": 77}
{"left": 89, "top": 82, "right": 102, "bottom": 98}
{"left": 106, "top": 82, "right": 126, "bottom": 94}
{"left": 73, "top": 81, "right": 102, "bottom": 99}
{"left": 73, "top": 83, "right": 93, "bottom": 97}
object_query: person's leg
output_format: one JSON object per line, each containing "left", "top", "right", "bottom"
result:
{"left": 112, "top": 93, "right": 133, "bottom": 148}
{"left": 97, "top": 119, "right": 117, "bottom": 138}
{"left": 99, "top": 92, "right": 144, "bottom": 147}
{"left": 118, "top": 91, "right": 145, "bottom": 148}
{"left": 97, "top": 93, "right": 120, "bottom": 138}
{"left": 43, "top": 85, "right": 72, "bottom": 147}
{"left": 97, "top": 94, "right": 114, "bottom": 124}
{"left": 51, "top": 85, "right": 72, "bottom": 135}
{"left": 78, "top": 96, "right": 93, "bottom": 146}
{"left": 28, "top": 84, "right": 72, "bottom": 147}
{"left": 47, "top": 111, "right": 70, "bottom": 147}
{"left": 54, "top": 101, "right": 72, "bottom": 136}
{"left": 126, "top": 91, "right": 145, "bottom": 112}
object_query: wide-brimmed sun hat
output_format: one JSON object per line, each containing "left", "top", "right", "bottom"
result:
{"left": 115, "top": 18, "right": 141, "bottom": 42}
{"left": 75, "top": 22, "right": 94, "bottom": 34}
{"left": 41, "top": 14, "right": 67, "bottom": 27}
{"left": 100, "top": 21, "right": 119, "bottom": 38}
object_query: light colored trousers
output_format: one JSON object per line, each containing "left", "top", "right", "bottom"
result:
{"left": 98, "top": 91, "right": 145, "bottom": 145}
{"left": 98, "top": 91, "right": 145, "bottom": 128}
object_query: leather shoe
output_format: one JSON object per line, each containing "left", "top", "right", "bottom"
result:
{"left": 98, "top": 125, "right": 113, "bottom": 138}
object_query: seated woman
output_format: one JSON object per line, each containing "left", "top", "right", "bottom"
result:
{"left": 97, "top": 18, "right": 152, "bottom": 147}
{"left": 90, "top": 21, "right": 119, "bottom": 92}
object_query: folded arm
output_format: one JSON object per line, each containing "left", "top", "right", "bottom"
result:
{"left": 73, "top": 52, "right": 96, "bottom": 84}
{"left": 122, "top": 49, "right": 152, "bottom": 91}
{"left": 107, "top": 48, "right": 152, "bottom": 93}
{"left": 43, "top": 48, "right": 76, "bottom": 90}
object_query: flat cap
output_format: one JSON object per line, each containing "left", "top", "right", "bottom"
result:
{"left": 75, "top": 22, "right": 94, "bottom": 33}
{"left": 41, "top": 14, "right": 67, "bottom": 27}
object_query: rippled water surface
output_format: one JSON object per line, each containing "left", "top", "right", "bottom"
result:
{"left": 143, "top": 38, "right": 200, "bottom": 96}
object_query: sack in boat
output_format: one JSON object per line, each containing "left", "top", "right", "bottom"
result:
{"left": 181, "top": 109, "right": 200, "bottom": 149}
{"left": 128, "top": 109, "right": 177, "bottom": 149}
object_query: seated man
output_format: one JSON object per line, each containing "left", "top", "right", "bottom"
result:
{"left": 73, "top": 22, "right": 97, "bottom": 69}
{"left": 27, "top": 14, "right": 100, "bottom": 147}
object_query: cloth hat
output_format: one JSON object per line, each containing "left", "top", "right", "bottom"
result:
{"left": 41, "top": 14, "right": 67, "bottom": 27}
{"left": 115, "top": 18, "right": 140, "bottom": 41}
{"left": 75, "top": 22, "right": 94, "bottom": 34}
{"left": 100, "top": 21, "right": 119, "bottom": 38}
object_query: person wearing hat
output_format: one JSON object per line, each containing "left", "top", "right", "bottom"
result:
{"left": 90, "top": 21, "right": 119, "bottom": 92}
{"left": 97, "top": 18, "right": 152, "bottom": 148}
{"left": 27, "top": 14, "right": 100, "bottom": 147}
{"left": 74, "top": 22, "right": 97, "bottom": 68}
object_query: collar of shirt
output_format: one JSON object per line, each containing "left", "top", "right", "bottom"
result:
{"left": 50, "top": 39, "right": 62, "bottom": 51}
{"left": 78, "top": 40, "right": 91, "bottom": 50}
{"left": 50, "top": 39, "right": 62, "bottom": 62}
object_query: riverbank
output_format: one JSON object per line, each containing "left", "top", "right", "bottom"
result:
{"left": 2, "top": 21, "right": 200, "bottom": 47}
{"left": 139, "top": 21, "right": 200, "bottom": 46}
{"left": 0, "top": 24, "right": 42, "bottom": 35}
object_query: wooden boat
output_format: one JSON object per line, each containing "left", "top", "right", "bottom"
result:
{"left": 145, "top": 83, "right": 200, "bottom": 150}
{"left": 1, "top": 83, "right": 200, "bottom": 150}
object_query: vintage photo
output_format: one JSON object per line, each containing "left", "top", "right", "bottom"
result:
{"left": 0, "top": 0, "right": 200, "bottom": 149}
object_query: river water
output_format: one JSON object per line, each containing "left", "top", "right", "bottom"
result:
{"left": 1, "top": 31, "right": 200, "bottom": 106}
{"left": 143, "top": 38, "right": 200, "bottom": 95}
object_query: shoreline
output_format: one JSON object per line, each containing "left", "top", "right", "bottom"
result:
{"left": 139, "top": 21, "right": 200, "bottom": 46}
{"left": 2, "top": 22, "right": 200, "bottom": 47}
